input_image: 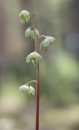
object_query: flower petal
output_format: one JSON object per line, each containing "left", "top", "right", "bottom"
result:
{"left": 25, "top": 27, "right": 31, "bottom": 37}
{"left": 31, "top": 29, "right": 39, "bottom": 39}
{"left": 29, "top": 86, "right": 35, "bottom": 95}
{"left": 26, "top": 55, "right": 30, "bottom": 63}
{"left": 46, "top": 36, "right": 56, "bottom": 44}
{"left": 19, "top": 85, "right": 30, "bottom": 94}
{"left": 40, "top": 39, "right": 50, "bottom": 48}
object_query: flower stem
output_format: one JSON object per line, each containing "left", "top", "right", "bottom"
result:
{"left": 27, "top": 80, "right": 37, "bottom": 85}
{"left": 36, "top": 61, "right": 40, "bottom": 130}
{"left": 30, "top": 14, "right": 40, "bottom": 130}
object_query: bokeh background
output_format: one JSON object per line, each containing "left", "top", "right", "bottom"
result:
{"left": 0, "top": 0, "right": 79, "bottom": 130}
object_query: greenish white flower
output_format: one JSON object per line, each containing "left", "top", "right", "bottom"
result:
{"left": 46, "top": 36, "right": 55, "bottom": 44}
{"left": 19, "top": 84, "right": 35, "bottom": 99}
{"left": 26, "top": 51, "right": 42, "bottom": 68}
{"left": 40, "top": 36, "right": 55, "bottom": 51}
{"left": 19, "top": 10, "right": 30, "bottom": 24}
{"left": 25, "top": 27, "right": 39, "bottom": 39}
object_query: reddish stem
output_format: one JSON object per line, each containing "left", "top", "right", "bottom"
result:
{"left": 36, "top": 63, "right": 40, "bottom": 130}
{"left": 30, "top": 14, "right": 40, "bottom": 130}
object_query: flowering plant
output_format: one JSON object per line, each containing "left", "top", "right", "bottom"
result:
{"left": 19, "top": 10, "right": 55, "bottom": 130}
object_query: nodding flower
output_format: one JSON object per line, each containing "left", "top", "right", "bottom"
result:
{"left": 19, "top": 84, "right": 35, "bottom": 99}
{"left": 25, "top": 26, "right": 39, "bottom": 39}
{"left": 26, "top": 51, "right": 42, "bottom": 68}
{"left": 40, "top": 36, "right": 56, "bottom": 51}
{"left": 19, "top": 10, "right": 30, "bottom": 24}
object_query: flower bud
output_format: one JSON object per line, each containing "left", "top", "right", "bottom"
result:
{"left": 25, "top": 27, "right": 39, "bottom": 39}
{"left": 19, "top": 84, "right": 35, "bottom": 99}
{"left": 19, "top": 10, "right": 30, "bottom": 24}
{"left": 26, "top": 51, "right": 42, "bottom": 68}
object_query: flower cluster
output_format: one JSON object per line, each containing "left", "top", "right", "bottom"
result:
{"left": 19, "top": 10, "right": 56, "bottom": 51}
{"left": 19, "top": 10, "right": 56, "bottom": 99}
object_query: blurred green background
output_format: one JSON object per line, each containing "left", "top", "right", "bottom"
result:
{"left": 0, "top": 0, "right": 79, "bottom": 130}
